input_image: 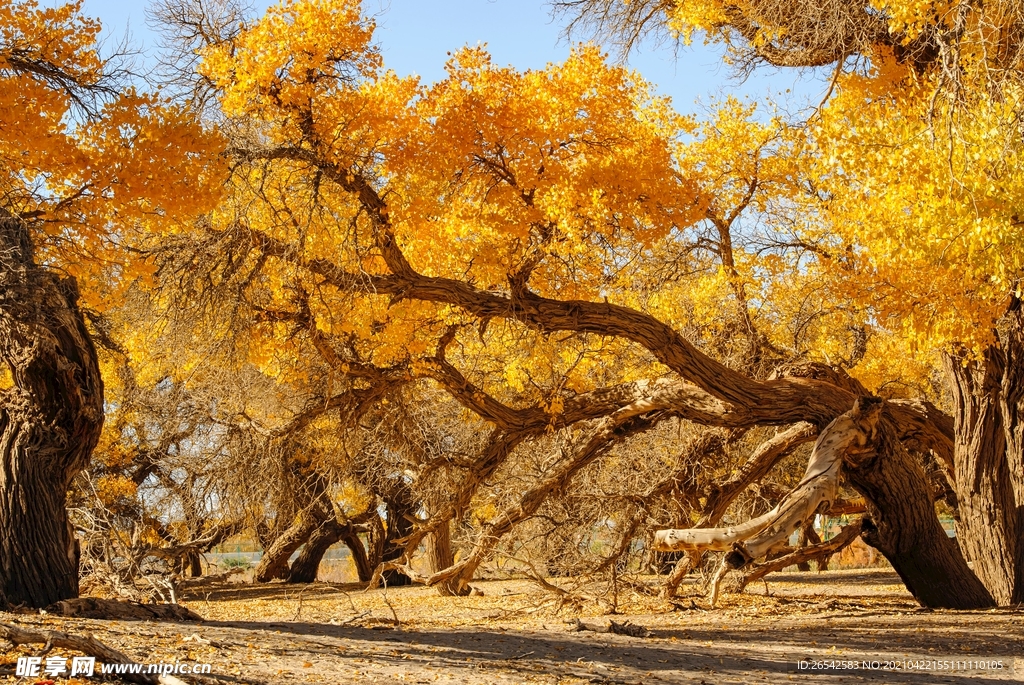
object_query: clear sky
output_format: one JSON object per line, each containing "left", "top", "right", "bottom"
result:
{"left": 80, "top": 0, "right": 827, "bottom": 116}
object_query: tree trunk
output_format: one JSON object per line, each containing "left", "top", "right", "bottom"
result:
{"left": 342, "top": 529, "right": 373, "bottom": 582}
{"left": 427, "top": 518, "right": 469, "bottom": 596}
{"left": 287, "top": 521, "right": 345, "bottom": 584}
{"left": 182, "top": 551, "right": 203, "bottom": 578}
{"left": 843, "top": 416, "right": 994, "bottom": 609}
{"left": 943, "top": 304, "right": 1024, "bottom": 606}
{"left": 0, "top": 214, "right": 104, "bottom": 608}
{"left": 379, "top": 490, "right": 415, "bottom": 587}
{"left": 253, "top": 516, "right": 315, "bottom": 582}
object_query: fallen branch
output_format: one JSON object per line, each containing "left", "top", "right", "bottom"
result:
{"left": 571, "top": 619, "right": 651, "bottom": 638}
{"left": 653, "top": 398, "right": 883, "bottom": 606}
{"left": 0, "top": 622, "right": 187, "bottom": 685}
{"left": 738, "top": 517, "right": 864, "bottom": 590}
{"left": 43, "top": 598, "right": 202, "bottom": 621}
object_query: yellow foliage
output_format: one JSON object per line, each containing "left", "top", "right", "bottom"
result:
{"left": 0, "top": 0, "right": 225, "bottom": 305}
{"left": 94, "top": 475, "right": 138, "bottom": 506}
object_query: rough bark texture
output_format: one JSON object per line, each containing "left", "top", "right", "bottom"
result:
{"left": 844, "top": 415, "right": 994, "bottom": 609}
{"left": 943, "top": 304, "right": 1024, "bottom": 606}
{"left": 0, "top": 214, "right": 104, "bottom": 608}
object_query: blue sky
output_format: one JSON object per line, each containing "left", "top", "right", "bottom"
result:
{"left": 81, "top": 0, "right": 827, "bottom": 116}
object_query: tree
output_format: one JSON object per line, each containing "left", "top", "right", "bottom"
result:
{"left": 0, "top": 212, "right": 103, "bottom": 608}
{"left": 175, "top": 0, "right": 999, "bottom": 607}
{"left": 0, "top": 0, "right": 220, "bottom": 607}
{"left": 559, "top": 0, "right": 1024, "bottom": 606}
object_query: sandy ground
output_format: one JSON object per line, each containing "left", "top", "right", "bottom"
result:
{"left": 1, "top": 569, "right": 1020, "bottom": 684}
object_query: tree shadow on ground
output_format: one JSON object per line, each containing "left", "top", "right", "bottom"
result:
{"left": 193, "top": 618, "right": 1019, "bottom": 684}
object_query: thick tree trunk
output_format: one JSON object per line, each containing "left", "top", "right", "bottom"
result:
{"left": 943, "top": 305, "right": 1024, "bottom": 606}
{"left": 840, "top": 414, "right": 994, "bottom": 609}
{"left": 426, "top": 518, "right": 469, "bottom": 596}
{"left": 253, "top": 516, "right": 315, "bottom": 582}
{"left": 342, "top": 529, "right": 373, "bottom": 582}
{"left": 0, "top": 214, "right": 104, "bottom": 608}
{"left": 287, "top": 521, "right": 345, "bottom": 584}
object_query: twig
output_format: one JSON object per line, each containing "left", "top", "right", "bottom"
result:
{"left": 379, "top": 577, "right": 401, "bottom": 627}
{"left": 328, "top": 611, "right": 372, "bottom": 627}
{"left": 292, "top": 585, "right": 308, "bottom": 621}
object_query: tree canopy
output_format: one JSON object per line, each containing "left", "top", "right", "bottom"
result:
{"left": 2, "top": 0, "right": 1022, "bottom": 610}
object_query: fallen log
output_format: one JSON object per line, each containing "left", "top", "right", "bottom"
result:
{"left": 571, "top": 618, "right": 651, "bottom": 638}
{"left": 43, "top": 598, "right": 203, "bottom": 621}
{"left": 0, "top": 622, "right": 187, "bottom": 685}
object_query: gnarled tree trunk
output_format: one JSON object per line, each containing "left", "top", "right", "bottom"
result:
{"left": 655, "top": 398, "right": 993, "bottom": 609}
{"left": 0, "top": 214, "right": 104, "bottom": 608}
{"left": 287, "top": 520, "right": 345, "bottom": 584}
{"left": 253, "top": 516, "right": 315, "bottom": 582}
{"left": 943, "top": 303, "right": 1024, "bottom": 606}
{"left": 842, "top": 416, "right": 993, "bottom": 609}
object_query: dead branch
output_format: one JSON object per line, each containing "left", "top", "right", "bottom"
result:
{"left": 654, "top": 398, "right": 883, "bottom": 606}
{"left": 571, "top": 618, "right": 651, "bottom": 638}
{"left": 0, "top": 622, "right": 187, "bottom": 685}
{"left": 738, "top": 517, "right": 864, "bottom": 590}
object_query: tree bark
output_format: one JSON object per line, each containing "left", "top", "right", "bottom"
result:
{"left": 253, "top": 516, "right": 315, "bottom": 582}
{"left": 426, "top": 517, "right": 469, "bottom": 596}
{"left": 0, "top": 214, "right": 104, "bottom": 608}
{"left": 287, "top": 520, "right": 345, "bottom": 584}
{"left": 943, "top": 303, "right": 1024, "bottom": 606}
{"left": 342, "top": 529, "right": 373, "bottom": 582}
{"left": 842, "top": 414, "right": 994, "bottom": 609}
